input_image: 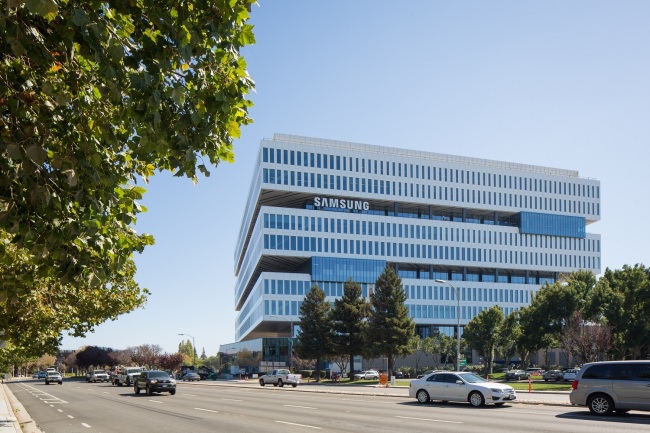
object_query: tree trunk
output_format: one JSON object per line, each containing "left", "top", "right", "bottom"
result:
{"left": 349, "top": 353, "right": 354, "bottom": 380}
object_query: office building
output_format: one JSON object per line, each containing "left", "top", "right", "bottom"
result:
{"left": 223, "top": 133, "right": 601, "bottom": 366}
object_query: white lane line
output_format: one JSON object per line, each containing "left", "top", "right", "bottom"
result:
{"left": 395, "top": 416, "right": 462, "bottom": 424}
{"left": 57, "top": 409, "right": 63, "bottom": 413}
{"left": 194, "top": 408, "right": 219, "bottom": 413}
{"left": 276, "top": 421, "right": 321, "bottom": 429}
{"left": 221, "top": 398, "right": 243, "bottom": 402}
{"left": 284, "top": 404, "right": 317, "bottom": 410}
{"left": 148, "top": 400, "right": 163, "bottom": 403}
{"left": 81, "top": 423, "right": 91, "bottom": 428}
{"left": 182, "top": 394, "right": 197, "bottom": 396}
{"left": 67, "top": 415, "right": 74, "bottom": 419}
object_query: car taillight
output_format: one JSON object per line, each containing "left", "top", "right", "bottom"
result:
{"left": 571, "top": 380, "right": 578, "bottom": 390}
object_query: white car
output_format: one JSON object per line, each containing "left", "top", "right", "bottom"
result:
{"left": 45, "top": 371, "right": 63, "bottom": 385}
{"left": 409, "top": 371, "right": 516, "bottom": 407}
{"left": 562, "top": 368, "right": 579, "bottom": 382}
{"left": 354, "top": 370, "right": 379, "bottom": 380}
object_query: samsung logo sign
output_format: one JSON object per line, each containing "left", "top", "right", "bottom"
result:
{"left": 314, "top": 197, "right": 370, "bottom": 211}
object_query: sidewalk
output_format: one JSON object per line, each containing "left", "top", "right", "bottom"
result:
{"left": 0, "top": 382, "right": 21, "bottom": 433}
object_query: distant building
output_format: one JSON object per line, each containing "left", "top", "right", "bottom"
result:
{"left": 221, "top": 133, "right": 601, "bottom": 368}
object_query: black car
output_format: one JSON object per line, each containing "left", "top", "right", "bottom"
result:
{"left": 134, "top": 371, "right": 176, "bottom": 396}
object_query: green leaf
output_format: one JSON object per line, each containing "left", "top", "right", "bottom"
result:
{"left": 72, "top": 8, "right": 89, "bottom": 26}
{"left": 25, "top": 143, "right": 46, "bottom": 164}
{"left": 26, "top": 0, "right": 58, "bottom": 21}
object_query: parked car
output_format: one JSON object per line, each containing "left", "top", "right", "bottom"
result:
{"left": 569, "top": 360, "right": 650, "bottom": 415}
{"left": 394, "top": 371, "right": 410, "bottom": 379}
{"left": 526, "top": 367, "right": 544, "bottom": 376}
{"left": 416, "top": 370, "right": 441, "bottom": 379}
{"left": 38, "top": 371, "right": 47, "bottom": 379}
{"left": 134, "top": 370, "right": 176, "bottom": 396}
{"left": 45, "top": 371, "right": 63, "bottom": 385}
{"left": 542, "top": 370, "right": 564, "bottom": 381}
{"left": 354, "top": 370, "right": 379, "bottom": 380}
{"left": 181, "top": 372, "right": 201, "bottom": 381}
{"left": 410, "top": 371, "right": 516, "bottom": 407}
{"left": 504, "top": 370, "right": 530, "bottom": 381}
{"left": 32, "top": 372, "right": 39, "bottom": 379}
{"left": 562, "top": 368, "right": 579, "bottom": 382}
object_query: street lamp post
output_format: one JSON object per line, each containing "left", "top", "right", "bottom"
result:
{"left": 435, "top": 279, "right": 461, "bottom": 372}
{"left": 178, "top": 333, "right": 196, "bottom": 369}
{"left": 270, "top": 315, "right": 293, "bottom": 371}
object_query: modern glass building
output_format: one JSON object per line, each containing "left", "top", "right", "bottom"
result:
{"left": 231, "top": 133, "right": 601, "bottom": 351}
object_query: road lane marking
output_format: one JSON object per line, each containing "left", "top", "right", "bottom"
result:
{"left": 182, "top": 394, "right": 197, "bottom": 396}
{"left": 284, "top": 404, "right": 317, "bottom": 410}
{"left": 396, "top": 416, "right": 462, "bottom": 424}
{"left": 81, "top": 423, "right": 91, "bottom": 428}
{"left": 67, "top": 415, "right": 74, "bottom": 419}
{"left": 195, "top": 408, "right": 219, "bottom": 413}
{"left": 276, "top": 421, "right": 321, "bottom": 429}
{"left": 148, "top": 400, "right": 163, "bottom": 403}
{"left": 57, "top": 409, "right": 63, "bottom": 413}
{"left": 221, "top": 398, "right": 243, "bottom": 402}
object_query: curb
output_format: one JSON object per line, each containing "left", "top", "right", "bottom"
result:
{"left": 2, "top": 383, "right": 43, "bottom": 433}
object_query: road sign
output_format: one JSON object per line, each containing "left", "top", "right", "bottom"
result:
{"left": 459, "top": 359, "right": 467, "bottom": 367}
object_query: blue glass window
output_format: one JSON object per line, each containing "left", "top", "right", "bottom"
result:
{"left": 520, "top": 211, "right": 585, "bottom": 238}
{"left": 311, "top": 257, "right": 386, "bottom": 283}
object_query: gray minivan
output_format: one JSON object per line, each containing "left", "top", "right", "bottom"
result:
{"left": 569, "top": 360, "right": 650, "bottom": 415}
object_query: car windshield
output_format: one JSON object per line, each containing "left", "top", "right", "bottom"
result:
{"left": 458, "top": 373, "right": 487, "bottom": 383}
{"left": 47, "top": 372, "right": 59, "bottom": 376}
{"left": 149, "top": 372, "right": 169, "bottom": 378}
{"left": 94, "top": 370, "right": 104, "bottom": 374}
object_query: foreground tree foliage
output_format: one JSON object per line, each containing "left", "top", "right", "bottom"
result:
{"left": 0, "top": 0, "right": 256, "bottom": 356}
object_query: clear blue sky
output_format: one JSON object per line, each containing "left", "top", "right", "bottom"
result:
{"left": 61, "top": 1, "right": 650, "bottom": 355}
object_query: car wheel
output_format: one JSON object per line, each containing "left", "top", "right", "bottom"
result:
{"left": 259, "top": 379, "right": 265, "bottom": 386}
{"left": 292, "top": 383, "right": 297, "bottom": 388}
{"left": 556, "top": 377, "right": 561, "bottom": 382}
{"left": 135, "top": 385, "right": 140, "bottom": 394}
{"left": 58, "top": 381, "right": 62, "bottom": 385}
{"left": 45, "top": 381, "right": 49, "bottom": 385}
{"left": 146, "top": 385, "right": 153, "bottom": 396}
{"left": 278, "top": 379, "right": 284, "bottom": 387}
{"left": 544, "top": 379, "right": 548, "bottom": 382}
{"left": 117, "top": 382, "right": 123, "bottom": 387}
{"left": 170, "top": 389, "right": 176, "bottom": 396}
{"left": 588, "top": 394, "right": 614, "bottom": 416}
{"left": 416, "top": 389, "right": 430, "bottom": 404}
{"left": 469, "top": 391, "right": 485, "bottom": 407}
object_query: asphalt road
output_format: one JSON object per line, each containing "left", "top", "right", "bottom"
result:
{"left": 7, "top": 379, "right": 650, "bottom": 433}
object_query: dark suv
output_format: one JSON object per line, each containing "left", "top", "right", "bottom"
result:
{"left": 134, "top": 371, "right": 176, "bottom": 396}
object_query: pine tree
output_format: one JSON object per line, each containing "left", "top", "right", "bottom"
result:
{"left": 367, "top": 265, "right": 415, "bottom": 377}
{"left": 296, "top": 284, "right": 333, "bottom": 381}
{"left": 331, "top": 278, "right": 369, "bottom": 380}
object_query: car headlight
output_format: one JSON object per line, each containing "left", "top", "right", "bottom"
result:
{"left": 150, "top": 379, "right": 158, "bottom": 384}
{"left": 490, "top": 388, "right": 506, "bottom": 394}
